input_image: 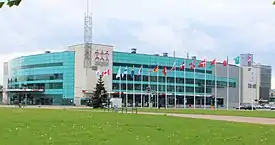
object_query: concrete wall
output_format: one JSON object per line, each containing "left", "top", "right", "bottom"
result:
{"left": 2, "top": 62, "right": 8, "bottom": 104}
{"left": 69, "top": 44, "right": 114, "bottom": 105}
{"left": 241, "top": 66, "right": 260, "bottom": 104}
{"left": 213, "top": 63, "right": 240, "bottom": 108}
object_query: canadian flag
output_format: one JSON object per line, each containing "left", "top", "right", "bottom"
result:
{"left": 198, "top": 59, "right": 206, "bottom": 68}
{"left": 101, "top": 69, "right": 110, "bottom": 78}
{"left": 189, "top": 62, "right": 195, "bottom": 70}
{"left": 162, "top": 66, "right": 167, "bottom": 76}
{"left": 179, "top": 62, "right": 185, "bottom": 70}
{"left": 210, "top": 58, "right": 216, "bottom": 66}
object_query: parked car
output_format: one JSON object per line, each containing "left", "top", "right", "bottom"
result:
{"left": 270, "top": 106, "right": 275, "bottom": 110}
{"left": 255, "top": 105, "right": 264, "bottom": 109}
{"left": 264, "top": 104, "right": 271, "bottom": 109}
{"left": 236, "top": 105, "right": 256, "bottom": 110}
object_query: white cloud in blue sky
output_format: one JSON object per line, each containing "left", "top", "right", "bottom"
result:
{"left": 0, "top": 0, "right": 275, "bottom": 87}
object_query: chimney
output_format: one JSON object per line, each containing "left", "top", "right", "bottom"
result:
{"left": 131, "top": 48, "right": 137, "bottom": 54}
{"left": 163, "top": 52, "right": 168, "bottom": 57}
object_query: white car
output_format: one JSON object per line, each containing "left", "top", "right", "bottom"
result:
{"left": 271, "top": 106, "right": 275, "bottom": 110}
{"left": 255, "top": 105, "right": 264, "bottom": 109}
{"left": 264, "top": 104, "right": 271, "bottom": 109}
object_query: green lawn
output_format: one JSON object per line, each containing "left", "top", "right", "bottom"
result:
{"left": 77, "top": 107, "right": 275, "bottom": 118}
{"left": 1, "top": 108, "right": 275, "bottom": 145}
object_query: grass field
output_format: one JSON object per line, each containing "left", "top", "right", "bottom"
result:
{"left": 78, "top": 107, "right": 275, "bottom": 118}
{"left": 1, "top": 108, "right": 275, "bottom": 145}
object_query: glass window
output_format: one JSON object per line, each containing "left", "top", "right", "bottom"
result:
{"left": 11, "top": 73, "right": 63, "bottom": 82}
{"left": 20, "top": 62, "right": 63, "bottom": 69}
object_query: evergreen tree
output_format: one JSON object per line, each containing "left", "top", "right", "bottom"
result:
{"left": 92, "top": 75, "right": 108, "bottom": 108}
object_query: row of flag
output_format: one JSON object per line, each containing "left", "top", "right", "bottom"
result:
{"left": 96, "top": 69, "right": 110, "bottom": 78}
{"left": 114, "top": 55, "right": 249, "bottom": 78}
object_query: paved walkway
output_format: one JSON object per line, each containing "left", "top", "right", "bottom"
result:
{"left": 139, "top": 112, "right": 275, "bottom": 125}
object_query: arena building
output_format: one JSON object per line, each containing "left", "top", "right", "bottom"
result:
{"left": 1, "top": 43, "right": 271, "bottom": 107}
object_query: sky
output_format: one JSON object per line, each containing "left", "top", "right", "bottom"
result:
{"left": 0, "top": 0, "right": 275, "bottom": 87}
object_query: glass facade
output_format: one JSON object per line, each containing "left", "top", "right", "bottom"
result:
{"left": 7, "top": 51, "right": 74, "bottom": 105}
{"left": 112, "top": 52, "right": 236, "bottom": 107}
{"left": 5, "top": 49, "right": 237, "bottom": 106}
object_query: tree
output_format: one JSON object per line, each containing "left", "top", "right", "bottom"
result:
{"left": 0, "top": 0, "right": 22, "bottom": 8}
{"left": 91, "top": 75, "right": 108, "bottom": 108}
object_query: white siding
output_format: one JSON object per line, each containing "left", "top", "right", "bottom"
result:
{"left": 69, "top": 44, "right": 114, "bottom": 105}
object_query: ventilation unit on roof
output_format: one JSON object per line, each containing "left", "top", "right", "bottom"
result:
{"left": 154, "top": 54, "right": 160, "bottom": 56}
{"left": 131, "top": 48, "right": 137, "bottom": 53}
{"left": 163, "top": 52, "right": 168, "bottom": 57}
{"left": 192, "top": 56, "right": 196, "bottom": 61}
{"left": 45, "top": 51, "right": 51, "bottom": 54}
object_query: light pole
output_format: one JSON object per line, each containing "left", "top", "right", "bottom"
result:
{"left": 0, "top": 0, "right": 22, "bottom": 8}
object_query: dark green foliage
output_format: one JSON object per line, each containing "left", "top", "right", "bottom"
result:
{"left": 91, "top": 76, "right": 108, "bottom": 108}
{"left": 0, "top": 2, "right": 4, "bottom": 8}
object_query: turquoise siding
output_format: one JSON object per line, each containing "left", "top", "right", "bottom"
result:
{"left": 8, "top": 51, "right": 75, "bottom": 105}
{"left": 112, "top": 51, "right": 237, "bottom": 95}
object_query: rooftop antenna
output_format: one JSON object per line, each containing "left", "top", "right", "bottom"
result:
{"left": 84, "top": 0, "right": 93, "bottom": 73}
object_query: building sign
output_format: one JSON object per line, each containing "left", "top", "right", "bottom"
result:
{"left": 1, "top": 89, "right": 44, "bottom": 92}
{"left": 94, "top": 49, "right": 109, "bottom": 66}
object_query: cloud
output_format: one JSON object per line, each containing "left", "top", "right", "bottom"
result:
{"left": 0, "top": 0, "right": 275, "bottom": 88}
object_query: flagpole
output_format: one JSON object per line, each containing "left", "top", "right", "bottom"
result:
{"left": 148, "top": 65, "right": 151, "bottom": 108}
{"left": 238, "top": 65, "right": 241, "bottom": 110}
{"left": 133, "top": 66, "right": 135, "bottom": 107}
{"left": 165, "top": 72, "right": 168, "bottom": 109}
{"left": 226, "top": 57, "right": 229, "bottom": 110}
{"left": 204, "top": 62, "right": 206, "bottom": 109}
{"left": 184, "top": 59, "right": 186, "bottom": 109}
{"left": 157, "top": 67, "right": 159, "bottom": 109}
{"left": 174, "top": 65, "right": 176, "bottom": 108}
{"left": 214, "top": 62, "right": 217, "bottom": 110}
{"left": 140, "top": 66, "right": 143, "bottom": 108}
{"left": 194, "top": 65, "right": 196, "bottom": 109}
{"left": 126, "top": 67, "right": 128, "bottom": 108}
{"left": 119, "top": 67, "right": 122, "bottom": 98}
{"left": 174, "top": 51, "right": 176, "bottom": 108}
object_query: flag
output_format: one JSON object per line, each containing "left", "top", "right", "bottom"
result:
{"left": 122, "top": 67, "right": 128, "bottom": 78}
{"left": 116, "top": 67, "right": 121, "bottom": 78}
{"left": 223, "top": 58, "right": 228, "bottom": 66}
{"left": 234, "top": 56, "right": 240, "bottom": 64}
{"left": 152, "top": 65, "right": 158, "bottom": 72}
{"left": 137, "top": 66, "right": 142, "bottom": 76}
{"left": 210, "top": 58, "right": 216, "bottom": 66}
{"left": 162, "top": 66, "right": 167, "bottom": 76}
{"left": 102, "top": 69, "right": 110, "bottom": 78}
{"left": 96, "top": 70, "right": 101, "bottom": 79}
{"left": 189, "top": 62, "right": 195, "bottom": 70}
{"left": 171, "top": 61, "right": 176, "bottom": 70}
{"left": 130, "top": 65, "right": 135, "bottom": 78}
{"left": 179, "top": 62, "right": 185, "bottom": 70}
{"left": 198, "top": 59, "right": 206, "bottom": 68}
{"left": 248, "top": 55, "right": 252, "bottom": 63}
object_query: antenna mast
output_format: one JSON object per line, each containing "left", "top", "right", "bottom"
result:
{"left": 84, "top": 0, "right": 93, "bottom": 71}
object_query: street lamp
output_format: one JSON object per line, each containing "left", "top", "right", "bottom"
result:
{"left": 0, "top": 0, "right": 22, "bottom": 8}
